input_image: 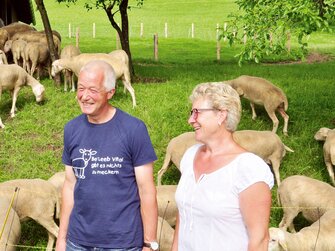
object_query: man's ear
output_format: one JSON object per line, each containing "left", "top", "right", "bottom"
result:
{"left": 107, "top": 89, "right": 116, "bottom": 99}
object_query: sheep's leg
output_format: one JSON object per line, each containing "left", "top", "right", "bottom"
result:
{"left": 71, "top": 72, "right": 76, "bottom": 92}
{"left": 278, "top": 107, "right": 289, "bottom": 136}
{"left": 122, "top": 77, "right": 136, "bottom": 108}
{"left": 278, "top": 209, "right": 298, "bottom": 232}
{"left": 324, "top": 160, "right": 335, "bottom": 185}
{"left": 157, "top": 152, "right": 173, "bottom": 185}
{"left": 270, "top": 159, "right": 281, "bottom": 186}
{"left": 10, "top": 87, "right": 21, "bottom": 118}
{"left": 30, "top": 62, "right": 37, "bottom": 78}
{"left": 0, "top": 117, "right": 4, "bottom": 128}
{"left": 250, "top": 102, "right": 257, "bottom": 120}
{"left": 35, "top": 218, "right": 59, "bottom": 251}
{"left": 265, "top": 106, "right": 279, "bottom": 134}
{"left": 46, "top": 232, "right": 56, "bottom": 251}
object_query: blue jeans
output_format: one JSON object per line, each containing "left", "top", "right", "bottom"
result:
{"left": 66, "top": 239, "right": 142, "bottom": 251}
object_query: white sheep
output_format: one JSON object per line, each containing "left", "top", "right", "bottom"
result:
{"left": 1, "top": 22, "right": 36, "bottom": 39}
{"left": 60, "top": 45, "right": 80, "bottom": 92}
{"left": 51, "top": 50, "right": 136, "bottom": 108}
{"left": 314, "top": 127, "right": 335, "bottom": 185}
{"left": 0, "top": 178, "right": 60, "bottom": 251}
{"left": 277, "top": 175, "right": 335, "bottom": 232}
{"left": 0, "top": 64, "right": 45, "bottom": 128}
{"left": 24, "top": 42, "right": 51, "bottom": 80}
{"left": 48, "top": 171, "right": 65, "bottom": 201}
{"left": 0, "top": 197, "right": 21, "bottom": 251}
{"left": 157, "top": 185, "right": 178, "bottom": 227}
{"left": 0, "top": 49, "right": 7, "bottom": 64}
{"left": 157, "top": 216, "right": 174, "bottom": 251}
{"left": 0, "top": 28, "right": 9, "bottom": 50}
{"left": 3, "top": 39, "right": 27, "bottom": 67}
{"left": 222, "top": 75, "right": 289, "bottom": 136}
{"left": 157, "top": 130, "right": 293, "bottom": 186}
{"left": 268, "top": 209, "right": 335, "bottom": 251}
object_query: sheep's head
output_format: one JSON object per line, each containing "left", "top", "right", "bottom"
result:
{"left": 51, "top": 60, "right": 63, "bottom": 77}
{"left": 314, "top": 127, "right": 331, "bottom": 141}
{"left": 32, "top": 83, "right": 45, "bottom": 103}
{"left": 3, "top": 40, "right": 12, "bottom": 53}
{"left": 268, "top": 227, "right": 287, "bottom": 251}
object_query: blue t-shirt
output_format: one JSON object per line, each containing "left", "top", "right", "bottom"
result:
{"left": 62, "top": 108, "right": 157, "bottom": 248}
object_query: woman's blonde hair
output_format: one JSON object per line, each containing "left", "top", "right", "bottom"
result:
{"left": 190, "top": 82, "right": 241, "bottom": 131}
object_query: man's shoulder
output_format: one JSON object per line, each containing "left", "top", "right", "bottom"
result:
{"left": 65, "top": 114, "right": 86, "bottom": 129}
{"left": 116, "top": 109, "right": 144, "bottom": 126}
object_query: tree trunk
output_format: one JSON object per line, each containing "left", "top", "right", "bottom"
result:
{"left": 104, "top": 0, "right": 135, "bottom": 79}
{"left": 34, "top": 0, "right": 61, "bottom": 86}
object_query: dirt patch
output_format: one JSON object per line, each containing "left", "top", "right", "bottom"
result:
{"left": 264, "top": 52, "right": 333, "bottom": 65}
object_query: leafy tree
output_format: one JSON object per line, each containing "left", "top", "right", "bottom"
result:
{"left": 220, "top": 0, "right": 335, "bottom": 65}
{"left": 56, "top": 0, "right": 144, "bottom": 77}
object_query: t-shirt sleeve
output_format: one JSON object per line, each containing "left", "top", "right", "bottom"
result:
{"left": 62, "top": 122, "right": 73, "bottom": 166}
{"left": 234, "top": 153, "right": 274, "bottom": 193}
{"left": 131, "top": 121, "right": 157, "bottom": 167}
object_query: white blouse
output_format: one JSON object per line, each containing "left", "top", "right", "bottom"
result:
{"left": 175, "top": 144, "right": 274, "bottom": 251}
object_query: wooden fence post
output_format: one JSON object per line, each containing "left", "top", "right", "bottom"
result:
{"left": 165, "top": 22, "right": 168, "bottom": 38}
{"left": 68, "top": 23, "right": 71, "bottom": 38}
{"left": 216, "top": 40, "right": 221, "bottom": 61}
{"left": 191, "top": 23, "right": 194, "bottom": 38}
{"left": 223, "top": 22, "right": 227, "bottom": 41}
{"left": 93, "top": 23, "right": 96, "bottom": 38}
{"left": 140, "top": 22, "right": 143, "bottom": 37}
{"left": 116, "top": 32, "right": 120, "bottom": 49}
{"left": 76, "top": 27, "right": 80, "bottom": 48}
{"left": 286, "top": 31, "right": 291, "bottom": 53}
{"left": 154, "top": 33, "right": 158, "bottom": 61}
{"left": 216, "top": 23, "right": 219, "bottom": 40}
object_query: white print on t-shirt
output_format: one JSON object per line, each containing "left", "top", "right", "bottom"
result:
{"left": 72, "top": 149, "right": 97, "bottom": 179}
{"left": 91, "top": 156, "right": 123, "bottom": 176}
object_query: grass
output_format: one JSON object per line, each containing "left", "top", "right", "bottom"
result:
{"left": 1, "top": 0, "right": 335, "bottom": 249}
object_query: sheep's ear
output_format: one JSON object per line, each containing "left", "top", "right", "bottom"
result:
{"left": 236, "top": 87, "right": 244, "bottom": 95}
{"left": 277, "top": 230, "right": 288, "bottom": 251}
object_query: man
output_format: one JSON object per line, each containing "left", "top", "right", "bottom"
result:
{"left": 56, "top": 60, "right": 159, "bottom": 251}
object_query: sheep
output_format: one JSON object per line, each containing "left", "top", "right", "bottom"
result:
{"left": 3, "top": 39, "right": 27, "bottom": 67}
{"left": 268, "top": 209, "right": 335, "bottom": 251}
{"left": 1, "top": 22, "right": 36, "bottom": 38}
{"left": 11, "top": 30, "right": 61, "bottom": 55}
{"left": 0, "top": 179, "right": 60, "bottom": 251}
{"left": 314, "top": 127, "right": 335, "bottom": 185}
{"left": 157, "top": 185, "right": 178, "bottom": 227}
{"left": 0, "top": 64, "right": 45, "bottom": 128}
{"left": 0, "top": 197, "right": 21, "bottom": 251}
{"left": 24, "top": 42, "right": 51, "bottom": 80}
{"left": 157, "top": 216, "right": 174, "bottom": 251}
{"left": 51, "top": 50, "right": 136, "bottom": 108}
{"left": 0, "top": 28, "right": 9, "bottom": 50}
{"left": 48, "top": 171, "right": 65, "bottom": 200}
{"left": 60, "top": 45, "right": 80, "bottom": 92}
{"left": 0, "top": 49, "right": 8, "bottom": 64}
{"left": 219, "top": 75, "right": 289, "bottom": 136}
{"left": 277, "top": 175, "right": 335, "bottom": 233}
{"left": 157, "top": 130, "right": 293, "bottom": 186}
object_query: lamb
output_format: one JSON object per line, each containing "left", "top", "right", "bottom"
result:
{"left": 0, "top": 197, "right": 21, "bottom": 251}
{"left": 3, "top": 39, "right": 27, "bottom": 67}
{"left": 314, "top": 127, "right": 335, "bottom": 185}
{"left": 157, "top": 185, "right": 178, "bottom": 227}
{"left": 0, "top": 49, "right": 8, "bottom": 64}
{"left": 0, "top": 178, "right": 60, "bottom": 251}
{"left": 0, "top": 64, "right": 45, "bottom": 128}
{"left": 277, "top": 175, "right": 335, "bottom": 232}
{"left": 268, "top": 209, "right": 335, "bottom": 251}
{"left": 60, "top": 45, "right": 81, "bottom": 92}
{"left": 51, "top": 50, "right": 136, "bottom": 108}
{"left": 24, "top": 42, "right": 51, "bottom": 80}
{"left": 221, "top": 75, "right": 289, "bottom": 136}
{"left": 157, "top": 216, "right": 174, "bottom": 251}
{"left": 157, "top": 130, "right": 293, "bottom": 186}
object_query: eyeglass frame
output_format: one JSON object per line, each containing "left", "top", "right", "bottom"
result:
{"left": 189, "top": 108, "right": 219, "bottom": 120}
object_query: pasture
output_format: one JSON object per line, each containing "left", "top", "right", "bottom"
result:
{"left": 1, "top": 0, "right": 335, "bottom": 249}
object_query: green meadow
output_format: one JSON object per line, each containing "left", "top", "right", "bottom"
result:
{"left": 1, "top": 0, "right": 335, "bottom": 248}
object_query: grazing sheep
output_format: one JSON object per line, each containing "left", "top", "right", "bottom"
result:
{"left": 0, "top": 197, "right": 21, "bottom": 251}
{"left": 60, "top": 45, "right": 80, "bottom": 92}
{"left": 0, "top": 49, "right": 8, "bottom": 64}
{"left": 157, "top": 185, "right": 178, "bottom": 227}
{"left": 51, "top": 50, "right": 136, "bottom": 108}
{"left": 0, "top": 179, "right": 60, "bottom": 251}
{"left": 278, "top": 175, "right": 335, "bottom": 232}
{"left": 157, "top": 130, "right": 293, "bottom": 186}
{"left": 221, "top": 75, "right": 289, "bottom": 136}
{"left": 0, "top": 64, "right": 45, "bottom": 128}
{"left": 24, "top": 42, "right": 51, "bottom": 80}
{"left": 314, "top": 127, "right": 335, "bottom": 185}
{"left": 268, "top": 209, "right": 335, "bottom": 251}
{"left": 157, "top": 216, "right": 174, "bottom": 251}
{"left": 1, "top": 22, "right": 36, "bottom": 39}
{"left": 4, "top": 39, "right": 27, "bottom": 67}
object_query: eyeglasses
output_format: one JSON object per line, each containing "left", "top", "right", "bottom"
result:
{"left": 190, "top": 108, "right": 218, "bottom": 120}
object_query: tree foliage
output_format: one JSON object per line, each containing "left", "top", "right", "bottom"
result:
{"left": 220, "top": 0, "right": 335, "bottom": 65}
{"left": 56, "top": 0, "right": 144, "bottom": 76}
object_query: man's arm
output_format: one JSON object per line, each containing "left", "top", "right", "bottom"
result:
{"left": 56, "top": 165, "right": 76, "bottom": 251}
{"left": 135, "top": 162, "right": 158, "bottom": 250}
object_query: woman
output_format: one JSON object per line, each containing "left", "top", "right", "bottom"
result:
{"left": 171, "top": 82, "right": 274, "bottom": 251}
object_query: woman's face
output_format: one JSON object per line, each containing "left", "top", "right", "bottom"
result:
{"left": 188, "top": 97, "right": 220, "bottom": 142}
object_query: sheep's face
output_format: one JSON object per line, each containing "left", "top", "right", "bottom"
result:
{"left": 314, "top": 127, "right": 330, "bottom": 141}
{"left": 268, "top": 228, "right": 287, "bottom": 251}
{"left": 33, "top": 84, "right": 45, "bottom": 102}
{"left": 51, "top": 61, "right": 63, "bottom": 77}
{"left": 3, "top": 40, "right": 12, "bottom": 53}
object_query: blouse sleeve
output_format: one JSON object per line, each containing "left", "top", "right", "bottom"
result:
{"left": 234, "top": 153, "right": 274, "bottom": 194}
